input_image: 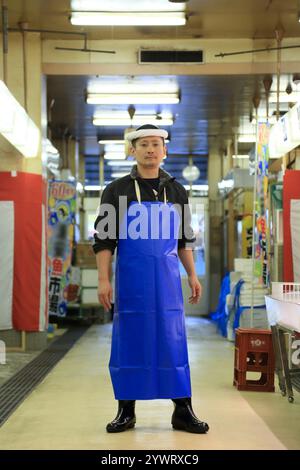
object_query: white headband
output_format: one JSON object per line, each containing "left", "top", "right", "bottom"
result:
{"left": 126, "top": 128, "right": 168, "bottom": 142}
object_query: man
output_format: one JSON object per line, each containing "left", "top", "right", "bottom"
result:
{"left": 93, "top": 124, "right": 209, "bottom": 434}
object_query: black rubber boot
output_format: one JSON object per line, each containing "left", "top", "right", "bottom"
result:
{"left": 171, "top": 398, "right": 209, "bottom": 434}
{"left": 106, "top": 400, "right": 136, "bottom": 433}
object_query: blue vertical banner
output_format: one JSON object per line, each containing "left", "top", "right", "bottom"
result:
{"left": 48, "top": 181, "right": 76, "bottom": 316}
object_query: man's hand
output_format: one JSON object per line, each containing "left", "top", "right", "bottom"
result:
{"left": 98, "top": 279, "right": 113, "bottom": 312}
{"left": 188, "top": 274, "right": 202, "bottom": 304}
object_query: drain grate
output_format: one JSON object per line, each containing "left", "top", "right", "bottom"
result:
{"left": 0, "top": 326, "right": 89, "bottom": 426}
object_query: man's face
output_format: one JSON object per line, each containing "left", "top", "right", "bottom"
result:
{"left": 131, "top": 137, "right": 166, "bottom": 169}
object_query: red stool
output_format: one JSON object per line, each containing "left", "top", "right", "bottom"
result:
{"left": 233, "top": 328, "right": 275, "bottom": 392}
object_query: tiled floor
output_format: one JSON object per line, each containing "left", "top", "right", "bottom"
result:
{"left": 0, "top": 317, "right": 299, "bottom": 450}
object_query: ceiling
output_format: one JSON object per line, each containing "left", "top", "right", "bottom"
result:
{"left": 6, "top": 0, "right": 300, "bottom": 39}
{"left": 4, "top": 0, "right": 300, "bottom": 187}
{"left": 47, "top": 73, "right": 263, "bottom": 186}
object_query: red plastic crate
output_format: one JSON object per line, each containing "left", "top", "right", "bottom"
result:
{"left": 233, "top": 328, "right": 275, "bottom": 392}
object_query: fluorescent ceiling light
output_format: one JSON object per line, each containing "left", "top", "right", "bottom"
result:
{"left": 104, "top": 153, "right": 126, "bottom": 160}
{"left": 104, "top": 144, "right": 125, "bottom": 152}
{"left": 238, "top": 135, "right": 256, "bottom": 143}
{"left": 268, "top": 93, "right": 300, "bottom": 103}
{"left": 93, "top": 113, "right": 173, "bottom": 127}
{"left": 88, "top": 83, "right": 178, "bottom": 94}
{"left": 0, "top": 80, "right": 40, "bottom": 158}
{"left": 218, "top": 180, "right": 234, "bottom": 190}
{"left": 107, "top": 160, "right": 136, "bottom": 167}
{"left": 87, "top": 82, "right": 179, "bottom": 104}
{"left": 87, "top": 93, "right": 179, "bottom": 105}
{"left": 183, "top": 185, "right": 209, "bottom": 191}
{"left": 71, "top": 0, "right": 185, "bottom": 12}
{"left": 251, "top": 116, "right": 278, "bottom": 125}
{"left": 98, "top": 139, "right": 125, "bottom": 145}
{"left": 232, "top": 154, "right": 250, "bottom": 159}
{"left": 84, "top": 185, "right": 104, "bottom": 191}
{"left": 70, "top": 12, "right": 186, "bottom": 26}
{"left": 111, "top": 172, "right": 131, "bottom": 178}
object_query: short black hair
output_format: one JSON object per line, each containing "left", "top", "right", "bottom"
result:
{"left": 136, "top": 124, "right": 159, "bottom": 131}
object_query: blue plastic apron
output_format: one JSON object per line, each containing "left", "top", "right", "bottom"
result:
{"left": 109, "top": 181, "right": 191, "bottom": 400}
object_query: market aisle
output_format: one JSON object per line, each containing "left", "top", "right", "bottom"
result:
{"left": 0, "top": 318, "right": 297, "bottom": 450}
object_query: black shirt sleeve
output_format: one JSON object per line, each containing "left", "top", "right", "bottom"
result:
{"left": 178, "top": 189, "right": 196, "bottom": 250}
{"left": 92, "top": 184, "right": 118, "bottom": 255}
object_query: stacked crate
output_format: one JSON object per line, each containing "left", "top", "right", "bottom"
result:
{"left": 233, "top": 328, "right": 275, "bottom": 392}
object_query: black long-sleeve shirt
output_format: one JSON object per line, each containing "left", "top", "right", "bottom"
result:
{"left": 92, "top": 165, "right": 196, "bottom": 255}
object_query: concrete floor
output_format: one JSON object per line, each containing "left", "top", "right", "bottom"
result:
{"left": 0, "top": 327, "right": 67, "bottom": 387}
{"left": 0, "top": 350, "right": 40, "bottom": 387}
{"left": 0, "top": 317, "right": 299, "bottom": 450}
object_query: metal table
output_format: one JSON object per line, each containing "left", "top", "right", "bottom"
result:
{"left": 265, "top": 293, "right": 300, "bottom": 403}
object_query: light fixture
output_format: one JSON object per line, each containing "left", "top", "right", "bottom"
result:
{"left": 93, "top": 112, "right": 174, "bottom": 127}
{"left": 268, "top": 92, "right": 300, "bottom": 103}
{"left": 98, "top": 139, "right": 125, "bottom": 145}
{"left": 103, "top": 144, "right": 125, "bottom": 151}
{"left": 232, "top": 154, "right": 250, "bottom": 159}
{"left": 70, "top": 11, "right": 186, "bottom": 26}
{"left": 111, "top": 172, "right": 131, "bottom": 178}
{"left": 89, "top": 83, "right": 178, "bottom": 94}
{"left": 250, "top": 114, "right": 280, "bottom": 125}
{"left": 71, "top": 0, "right": 185, "bottom": 11}
{"left": 238, "top": 135, "right": 256, "bottom": 143}
{"left": 84, "top": 185, "right": 105, "bottom": 191}
{"left": 218, "top": 179, "right": 234, "bottom": 191}
{"left": 0, "top": 80, "right": 40, "bottom": 158}
{"left": 107, "top": 160, "right": 136, "bottom": 167}
{"left": 87, "top": 93, "right": 179, "bottom": 105}
{"left": 87, "top": 82, "right": 180, "bottom": 105}
{"left": 182, "top": 165, "right": 200, "bottom": 182}
{"left": 70, "top": 0, "right": 186, "bottom": 26}
{"left": 286, "top": 83, "right": 293, "bottom": 95}
{"left": 104, "top": 153, "right": 126, "bottom": 160}
{"left": 183, "top": 184, "right": 208, "bottom": 191}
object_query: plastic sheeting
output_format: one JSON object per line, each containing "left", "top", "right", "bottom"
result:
{"left": 0, "top": 201, "right": 14, "bottom": 330}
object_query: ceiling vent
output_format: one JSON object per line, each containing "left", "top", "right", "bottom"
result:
{"left": 138, "top": 49, "right": 203, "bottom": 64}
